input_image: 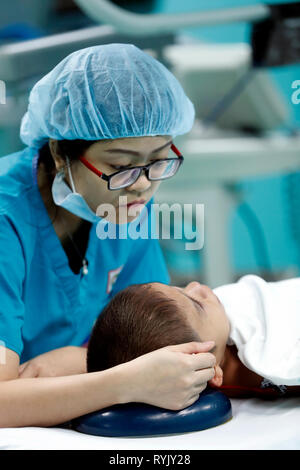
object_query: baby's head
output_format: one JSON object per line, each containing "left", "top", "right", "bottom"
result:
{"left": 87, "top": 281, "right": 230, "bottom": 387}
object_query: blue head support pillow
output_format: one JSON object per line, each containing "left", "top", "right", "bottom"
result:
{"left": 71, "top": 388, "right": 232, "bottom": 437}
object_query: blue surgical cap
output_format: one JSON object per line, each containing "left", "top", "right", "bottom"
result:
{"left": 20, "top": 43, "right": 195, "bottom": 149}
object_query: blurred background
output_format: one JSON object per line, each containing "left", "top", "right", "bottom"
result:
{"left": 0, "top": 0, "right": 300, "bottom": 287}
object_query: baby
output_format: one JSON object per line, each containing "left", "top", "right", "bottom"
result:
{"left": 87, "top": 275, "right": 300, "bottom": 398}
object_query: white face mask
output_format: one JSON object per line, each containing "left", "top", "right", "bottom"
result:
{"left": 51, "top": 156, "right": 102, "bottom": 224}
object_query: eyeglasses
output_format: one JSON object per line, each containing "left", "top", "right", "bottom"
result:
{"left": 78, "top": 144, "right": 184, "bottom": 190}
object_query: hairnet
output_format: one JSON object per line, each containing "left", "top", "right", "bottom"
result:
{"left": 20, "top": 43, "right": 195, "bottom": 149}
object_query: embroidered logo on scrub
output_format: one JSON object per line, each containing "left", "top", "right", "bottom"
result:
{"left": 106, "top": 265, "right": 124, "bottom": 294}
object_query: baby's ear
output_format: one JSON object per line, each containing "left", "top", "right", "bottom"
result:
{"left": 209, "top": 365, "right": 223, "bottom": 388}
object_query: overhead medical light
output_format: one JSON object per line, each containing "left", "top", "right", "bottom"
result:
{"left": 251, "top": 2, "right": 300, "bottom": 67}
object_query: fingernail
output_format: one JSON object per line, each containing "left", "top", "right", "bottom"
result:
{"left": 203, "top": 341, "right": 215, "bottom": 346}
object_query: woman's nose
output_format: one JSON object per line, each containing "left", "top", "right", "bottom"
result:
{"left": 126, "top": 173, "right": 152, "bottom": 193}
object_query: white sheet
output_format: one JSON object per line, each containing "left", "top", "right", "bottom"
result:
{"left": 214, "top": 275, "right": 300, "bottom": 386}
{"left": 1, "top": 397, "right": 299, "bottom": 450}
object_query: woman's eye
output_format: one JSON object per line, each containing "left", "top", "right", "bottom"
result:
{"left": 111, "top": 164, "right": 129, "bottom": 170}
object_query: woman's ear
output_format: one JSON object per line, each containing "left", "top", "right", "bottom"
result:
{"left": 209, "top": 365, "right": 223, "bottom": 388}
{"left": 49, "top": 139, "right": 65, "bottom": 172}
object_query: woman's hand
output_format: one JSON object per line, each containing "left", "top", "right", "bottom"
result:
{"left": 119, "top": 341, "right": 216, "bottom": 411}
{"left": 18, "top": 346, "right": 87, "bottom": 378}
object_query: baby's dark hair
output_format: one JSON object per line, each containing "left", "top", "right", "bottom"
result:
{"left": 86, "top": 283, "right": 201, "bottom": 373}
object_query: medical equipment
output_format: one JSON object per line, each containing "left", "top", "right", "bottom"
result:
{"left": 155, "top": 39, "right": 300, "bottom": 286}
{"left": 74, "top": 0, "right": 269, "bottom": 36}
{"left": 156, "top": 132, "right": 300, "bottom": 287}
{"left": 71, "top": 388, "right": 232, "bottom": 437}
{"left": 251, "top": 2, "right": 300, "bottom": 67}
{"left": 285, "top": 172, "right": 300, "bottom": 266}
{"left": 68, "top": 1, "right": 300, "bottom": 286}
{"left": 74, "top": 0, "right": 300, "bottom": 68}
{"left": 163, "top": 42, "right": 288, "bottom": 132}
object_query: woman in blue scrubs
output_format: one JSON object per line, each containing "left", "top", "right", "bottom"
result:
{"left": 0, "top": 44, "right": 216, "bottom": 427}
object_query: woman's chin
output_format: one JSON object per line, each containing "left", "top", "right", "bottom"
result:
{"left": 119, "top": 214, "right": 140, "bottom": 224}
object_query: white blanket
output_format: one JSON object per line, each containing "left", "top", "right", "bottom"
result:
{"left": 214, "top": 275, "right": 300, "bottom": 386}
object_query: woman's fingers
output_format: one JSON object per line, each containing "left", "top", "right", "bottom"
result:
{"left": 185, "top": 371, "right": 215, "bottom": 408}
{"left": 166, "top": 342, "right": 216, "bottom": 372}
{"left": 189, "top": 352, "right": 216, "bottom": 371}
{"left": 193, "top": 367, "right": 216, "bottom": 388}
{"left": 167, "top": 341, "right": 215, "bottom": 355}
{"left": 184, "top": 387, "right": 207, "bottom": 408}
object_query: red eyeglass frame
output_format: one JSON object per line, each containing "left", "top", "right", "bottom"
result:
{"left": 78, "top": 143, "right": 183, "bottom": 190}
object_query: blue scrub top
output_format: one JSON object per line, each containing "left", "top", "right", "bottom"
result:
{"left": 0, "top": 147, "right": 170, "bottom": 363}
